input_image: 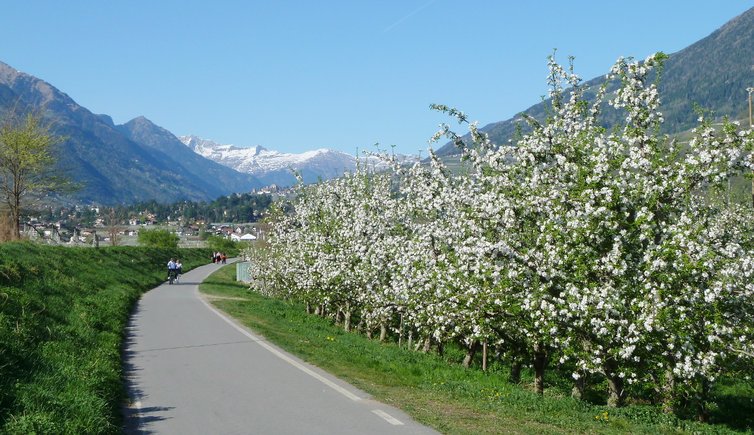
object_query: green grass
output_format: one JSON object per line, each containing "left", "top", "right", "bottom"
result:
{"left": 0, "top": 243, "right": 212, "bottom": 434}
{"left": 200, "top": 264, "right": 753, "bottom": 434}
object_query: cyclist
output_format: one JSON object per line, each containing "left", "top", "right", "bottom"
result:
{"left": 167, "top": 258, "right": 178, "bottom": 284}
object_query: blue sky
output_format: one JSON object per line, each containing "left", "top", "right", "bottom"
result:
{"left": 1, "top": 1, "right": 751, "bottom": 155}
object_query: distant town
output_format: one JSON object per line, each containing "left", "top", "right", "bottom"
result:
{"left": 21, "top": 191, "right": 278, "bottom": 247}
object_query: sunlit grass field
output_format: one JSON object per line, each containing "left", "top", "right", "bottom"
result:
{"left": 0, "top": 243, "right": 212, "bottom": 434}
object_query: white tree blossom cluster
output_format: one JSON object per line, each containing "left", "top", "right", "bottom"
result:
{"left": 246, "top": 54, "right": 754, "bottom": 414}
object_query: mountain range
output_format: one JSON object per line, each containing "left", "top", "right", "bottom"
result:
{"left": 179, "top": 135, "right": 418, "bottom": 187}
{"left": 0, "top": 61, "right": 262, "bottom": 204}
{"left": 1, "top": 6, "right": 752, "bottom": 204}
{"left": 0, "top": 61, "right": 403, "bottom": 205}
{"left": 436, "top": 6, "right": 754, "bottom": 156}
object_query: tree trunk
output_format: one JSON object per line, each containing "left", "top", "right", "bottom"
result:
{"left": 306, "top": 303, "right": 313, "bottom": 315}
{"left": 510, "top": 360, "right": 522, "bottom": 384}
{"left": 571, "top": 374, "right": 585, "bottom": 400}
{"left": 397, "top": 315, "right": 404, "bottom": 347}
{"left": 407, "top": 330, "right": 413, "bottom": 350}
{"left": 462, "top": 341, "right": 479, "bottom": 368}
{"left": 422, "top": 336, "right": 431, "bottom": 353}
{"left": 343, "top": 307, "right": 351, "bottom": 332}
{"left": 12, "top": 190, "right": 21, "bottom": 239}
{"left": 379, "top": 323, "right": 387, "bottom": 342}
{"left": 482, "top": 341, "right": 488, "bottom": 371}
{"left": 605, "top": 359, "right": 624, "bottom": 407}
{"left": 661, "top": 369, "right": 675, "bottom": 414}
{"left": 366, "top": 327, "right": 373, "bottom": 340}
{"left": 696, "top": 379, "right": 711, "bottom": 423}
{"left": 533, "top": 344, "right": 547, "bottom": 395}
{"left": 606, "top": 376, "right": 623, "bottom": 407}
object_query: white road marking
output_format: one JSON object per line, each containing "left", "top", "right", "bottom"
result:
{"left": 197, "top": 290, "right": 362, "bottom": 402}
{"left": 372, "top": 409, "right": 404, "bottom": 425}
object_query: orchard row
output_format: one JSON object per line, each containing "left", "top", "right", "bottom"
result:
{"left": 245, "top": 54, "right": 754, "bottom": 417}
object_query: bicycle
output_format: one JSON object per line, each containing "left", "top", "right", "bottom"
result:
{"left": 167, "top": 268, "right": 178, "bottom": 285}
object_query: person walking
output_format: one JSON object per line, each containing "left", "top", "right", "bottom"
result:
{"left": 175, "top": 259, "right": 183, "bottom": 283}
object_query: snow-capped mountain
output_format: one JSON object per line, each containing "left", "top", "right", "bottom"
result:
{"left": 0, "top": 61, "right": 261, "bottom": 204}
{"left": 179, "top": 135, "right": 417, "bottom": 187}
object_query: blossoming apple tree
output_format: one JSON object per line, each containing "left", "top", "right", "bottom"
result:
{"left": 245, "top": 53, "right": 754, "bottom": 416}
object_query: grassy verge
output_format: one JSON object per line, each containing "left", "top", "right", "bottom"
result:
{"left": 0, "top": 243, "right": 212, "bottom": 434}
{"left": 200, "top": 264, "right": 753, "bottom": 434}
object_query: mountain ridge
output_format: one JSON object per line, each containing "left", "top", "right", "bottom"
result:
{"left": 180, "top": 135, "right": 361, "bottom": 186}
{"left": 180, "top": 135, "right": 420, "bottom": 187}
{"left": 0, "top": 61, "right": 261, "bottom": 204}
{"left": 436, "top": 6, "right": 754, "bottom": 156}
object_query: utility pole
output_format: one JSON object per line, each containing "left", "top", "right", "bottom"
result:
{"left": 748, "top": 87, "right": 754, "bottom": 207}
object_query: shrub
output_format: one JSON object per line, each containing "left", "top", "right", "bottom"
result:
{"left": 137, "top": 228, "right": 179, "bottom": 248}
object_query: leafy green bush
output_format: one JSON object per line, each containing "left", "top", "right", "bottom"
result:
{"left": 137, "top": 228, "right": 179, "bottom": 248}
{"left": 0, "top": 243, "right": 211, "bottom": 433}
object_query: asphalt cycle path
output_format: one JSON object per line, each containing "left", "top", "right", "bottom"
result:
{"left": 123, "top": 261, "right": 438, "bottom": 435}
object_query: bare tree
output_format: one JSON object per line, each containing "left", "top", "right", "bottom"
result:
{"left": 0, "top": 111, "right": 71, "bottom": 239}
{"left": 105, "top": 207, "right": 122, "bottom": 246}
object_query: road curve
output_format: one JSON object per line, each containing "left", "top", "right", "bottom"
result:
{"left": 122, "top": 261, "right": 438, "bottom": 435}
